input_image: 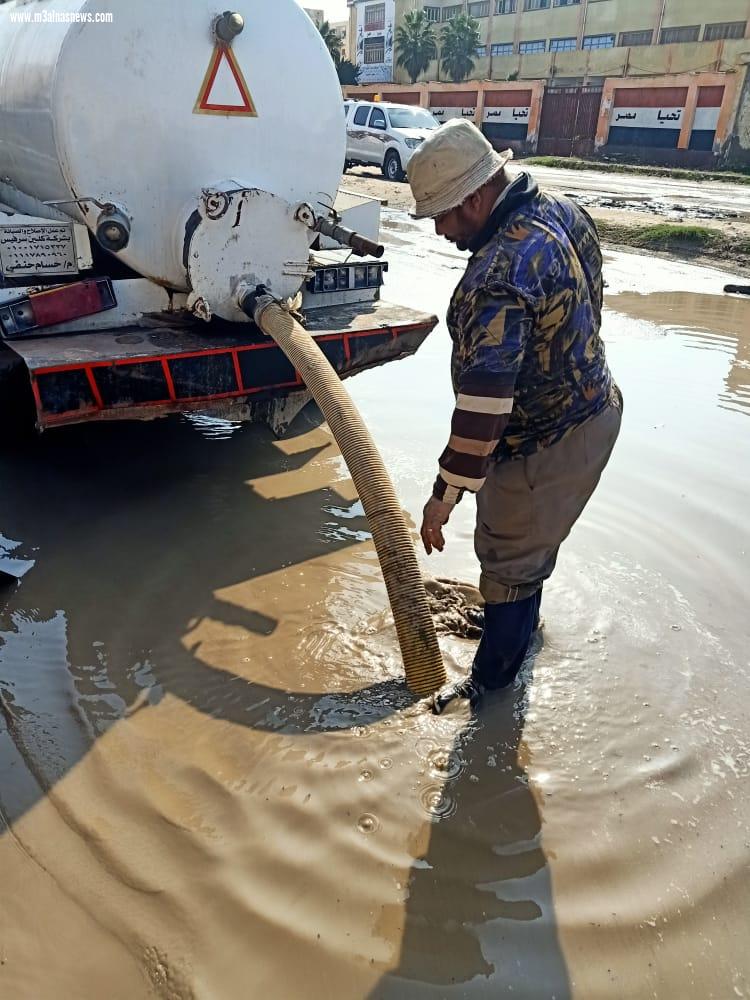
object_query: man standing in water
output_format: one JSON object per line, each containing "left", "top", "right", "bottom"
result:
{"left": 407, "top": 120, "right": 622, "bottom": 713}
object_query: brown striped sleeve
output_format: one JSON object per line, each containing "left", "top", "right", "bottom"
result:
{"left": 433, "top": 289, "right": 532, "bottom": 505}
{"left": 433, "top": 374, "right": 515, "bottom": 504}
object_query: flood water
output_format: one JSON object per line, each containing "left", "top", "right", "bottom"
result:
{"left": 0, "top": 221, "right": 748, "bottom": 998}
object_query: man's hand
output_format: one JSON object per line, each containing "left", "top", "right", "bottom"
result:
{"left": 421, "top": 497, "right": 454, "bottom": 555}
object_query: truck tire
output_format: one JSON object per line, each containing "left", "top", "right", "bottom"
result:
{"left": 0, "top": 345, "right": 36, "bottom": 436}
{"left": 383, "top": 151, "right": 404, "bottom": 183}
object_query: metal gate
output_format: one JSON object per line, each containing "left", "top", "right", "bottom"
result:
{"left": 537, "top": 87, "right": 603, "bottom": 158}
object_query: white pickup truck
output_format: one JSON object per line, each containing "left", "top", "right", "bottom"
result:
{"left": 345, "top": 101, "right": 440, "bottom": 182}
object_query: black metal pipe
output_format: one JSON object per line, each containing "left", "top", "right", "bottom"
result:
{"left": 314, "top": 218, "right": 384, "bottom": 259}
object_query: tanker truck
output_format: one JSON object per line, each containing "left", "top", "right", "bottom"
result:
{"left": 0, "top": 0, "right": 437, "bottom": 433}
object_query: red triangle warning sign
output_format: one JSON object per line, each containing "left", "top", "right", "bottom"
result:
{"left": 194, "top": 44, "right": 257, "bottom": 116}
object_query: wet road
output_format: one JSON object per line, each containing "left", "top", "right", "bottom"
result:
{"left": 345, "top": 161, "right": 750, "bottom": 225}
{"left": 1, "top": 216, "right": 749, "bottom": 998}
{"left": 525, "top": 163, "right": 750, "bottom": 222}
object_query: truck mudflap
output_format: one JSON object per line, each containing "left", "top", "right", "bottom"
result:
{"left": 7, "top": 300, "right": 437, "bottom": 431}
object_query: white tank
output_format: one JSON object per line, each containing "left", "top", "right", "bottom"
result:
{"left": 0, "top": 0, "right": 346, "bottom": 320}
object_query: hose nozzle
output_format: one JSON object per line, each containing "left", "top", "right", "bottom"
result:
{"left": 237, "top": 282, "right": 277, "bottom": 327}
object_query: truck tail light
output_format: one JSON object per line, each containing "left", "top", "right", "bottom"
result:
{"left": 0, "top": 278, "right": 117, "bottom": 340}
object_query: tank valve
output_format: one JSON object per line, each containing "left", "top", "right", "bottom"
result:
{"left": 96, "top": 205, "right": 131, "bottom": 253}
{"left": 214, "top": 11, "right": 244, "bottom": 43}
{"left": 294, "top": 203, "right": 316, "bottom": 228}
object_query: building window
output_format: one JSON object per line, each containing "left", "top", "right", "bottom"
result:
{"left": 659, "top": 25, "right": 700, "bottom": 45}
{"left": 364, "top": 3, "right": 385, "bottom": 31}
{"left": 550, "top": 36, "right": 577, "bottom": 51}
{"left": 475, "top": 45, "right": 488, "bottom": 56}
{"left": 619, "top": 29, "right": 653, "bottom": 47}
{"left": 582, "top": 33, "right": 615, "bottom": 49}
{"left": 523, "top": 0, "right": 549, "bottom": 10}
{"left": 703, "top": 21, "right": 747, "bottom": 42}
{"left": 424, "top": 5, "right": 441, "bottom": 21}
{"left": 519, "top": 38, "right": 546, "bottom": 53}
{"left": 468, "top": 1, "right": 490, "bottom": 17}
{"left": 441, "top": 4, "right": 463, "bottom": 21}
{"left": 363, "top": 36, "right": 385, "bottom": 63}
{"left": 491, "top": 42, "right": 515, "bottom": 55}
{"left": 553, "top": 0, "right": 580, "bottom": 6}
{"left": 495, "top": 0, "right": 517, "bottom": 14}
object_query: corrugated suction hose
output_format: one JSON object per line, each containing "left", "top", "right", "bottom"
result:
{"left": 249, "top": 294, "right": 446, "bottom": 697}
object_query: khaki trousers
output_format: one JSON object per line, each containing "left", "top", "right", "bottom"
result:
{"left": 475, "top": 399, "right": 622, "bottom": 604}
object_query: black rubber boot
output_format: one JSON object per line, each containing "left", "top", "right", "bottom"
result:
{"left": 431, "top": 590, "right": 542, "bottom": 714}
{"left": 473, "top": 592, "right": 541, "bottom": 690}
{"left": 431, "top": 675, "right": 486, "bottom": 715}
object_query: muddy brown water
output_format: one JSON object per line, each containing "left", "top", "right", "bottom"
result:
{"left": 0, "top": 228, "right": 748, "bottom": 998}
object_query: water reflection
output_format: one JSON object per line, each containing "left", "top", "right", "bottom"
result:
{"left": 606, "top": 290, "right": 750, "bottom": 417}
{"left": 0, "top": 415, "right": 403, "bottom": 821}
{"left": 372, "top": 668, "right": 571, "bottom": 1000}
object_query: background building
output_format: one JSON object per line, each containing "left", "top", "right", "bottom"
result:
{"left": 348, "top": 0, "right": 750, "bottom": 84}
{"left": 345, "top": 0, "right": 750, "bottom": 166}
{"left": 303, "top": 7, "right": 325, "bottom": 27}
{"left": 304, "top": 8, "right": 350, "bottom": 60}
{"left": 348, "top": 0, "right": 397, "bottom": 82}
{"left": 330, "top": 19, "right": 351, "bottom": 59}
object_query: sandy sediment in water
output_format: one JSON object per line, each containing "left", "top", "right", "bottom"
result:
{"left": 0, "top": 251, "right": 748, "bottom": 997}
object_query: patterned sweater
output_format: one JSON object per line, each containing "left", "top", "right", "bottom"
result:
{"left": 434, "top": 172, "right": 617, "bottom": 507}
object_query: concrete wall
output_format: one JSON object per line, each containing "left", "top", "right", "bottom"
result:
{"left": 661, "top": 0, "right": 750, "bottom": 31}
{"left": 725, "top": 66, "right": 750, "bottom": 167}
{"left": 343, "top": 70, "right": 746, "bottom": 167}
{"left": 594, "top": 72, "right": 741, "bottom": 167}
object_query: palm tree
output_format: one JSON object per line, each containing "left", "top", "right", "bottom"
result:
{"left": 441, "top": 14, "right": 481, "bottom": 83}
{"left": 318, "top": 19, "right": 342, "bottom": 66}
{"left": 395, "top": 10, "right": 437, "bottom": 85}
{"left": 337, "top": 59, "right": 361, "bottom": 86}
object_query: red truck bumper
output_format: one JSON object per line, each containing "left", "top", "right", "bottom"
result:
{"left": 6, "top": 300, "right": 437, "bottom": 431}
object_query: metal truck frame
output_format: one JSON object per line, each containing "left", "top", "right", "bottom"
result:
{"left": 0, "top": 189, "right": 436, "bottom": 434}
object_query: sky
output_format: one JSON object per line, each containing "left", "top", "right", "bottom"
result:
{"left": 321, "top": 1, "right": 349, "bottom": 22}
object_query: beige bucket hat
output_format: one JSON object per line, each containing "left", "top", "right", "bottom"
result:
{"left": 408, "top": 118, "right": 513, "bottom": 220}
